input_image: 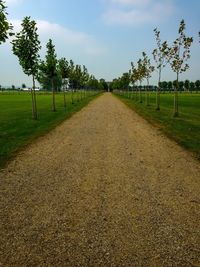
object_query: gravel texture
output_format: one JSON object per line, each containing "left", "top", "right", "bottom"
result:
{"left": 0, "top": 93, "right": 200, "bottom": 267}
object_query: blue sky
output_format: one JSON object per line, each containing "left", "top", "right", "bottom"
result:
{"left": 1, "top": 0, "right": 200, "bottom": 87}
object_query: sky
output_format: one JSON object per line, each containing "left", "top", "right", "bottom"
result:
{"left": 0, "top": 0, "right": 200, "bottom": 87}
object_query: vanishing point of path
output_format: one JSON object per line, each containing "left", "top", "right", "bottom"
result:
{"left": 1, "top": 93, "right": 200, "bottom": 267}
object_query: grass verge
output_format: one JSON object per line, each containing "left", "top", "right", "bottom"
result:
{"left": 0, "top": 92, "right": 101, "bottom": 167}
{"left": 114, "top": 92, "right": 200, "bottom": 159}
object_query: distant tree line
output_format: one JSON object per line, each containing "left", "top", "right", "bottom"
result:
{"left": 110, "top": 78, "right": 200, "bottom": 92}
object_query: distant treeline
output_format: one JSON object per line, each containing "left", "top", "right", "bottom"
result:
{"left": 109, "top": 79, "right": 200, "bottom": 92}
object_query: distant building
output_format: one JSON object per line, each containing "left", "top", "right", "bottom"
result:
{"left": 22, "top": 87, "right": 41, "bottom": 91}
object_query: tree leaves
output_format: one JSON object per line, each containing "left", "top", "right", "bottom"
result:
{"left": 168, "top": 20, "right": 193, "bottom": 75}
{"left": 12, "top": 16, "right": 41, "bottom": 76}
{"left": 0, "top": 0, "right": 14, "bottom": 44}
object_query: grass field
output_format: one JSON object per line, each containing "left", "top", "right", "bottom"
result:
{"left": 114, "top": 91, "right": 200, "bottom": 159}
{"left": 0, "top": 91, "right": 100, "bottom": 166}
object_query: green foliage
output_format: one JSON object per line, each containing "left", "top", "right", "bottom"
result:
{"left": 38, "top": 60, "right": 62, "bottom": 91}
{"left": 159, "top": 81, "right": 168, "bottom": 90}
{"left": 152, "top": 28, "right": 169, "bottom": 71}
{"left": 0, "top": 0, "right": 13, "bottom": 44}
{"left": 195, "top": 80, "right": 200, "bottom": 90}
{"left": 167, "top": 20, "right": 193, "bottom": 116}
{"left": 73, "top": 64, "right": 84, "bottom": 89}
{"left": 120, "top": 73, "right": 130, "bottom": 90}
{"left": 43, "top": 39, "right": 57, "bottom": 79}
{"left": 87, "top": 75, "right": 99, "bottom": 89}
{"left": 141, "top": 52, "right": 154, "bottom": 82}
{"left": 110, "top": 78, "right": 121, "bottom": 90}
{"left": 37, "top": 39, "right": 59, "bottom": 111}
{"left": 81, "top": 65, "right": 89, "bottom": 88}
{"left": 168, "top": 81, "right": 173, "bottom": 90}
{"left": 130, "top": 62, "right": 138, "bottom": 85}
{"left": 99, "top": 78, "right": 108, "bottom": 91}
{"left": 168, "top": 20, "right": 193, "bottom": 75}
{"left": 190, "top": 82, "right": 195, "bottom": 91}
{"left": 179, "top": 81, "right": 184, "bottom": 90}
{"left": 58, "top": 57, "right": 70, "bottom": 80}
{"left": 12, "top": 16, "right": 41, "bottom": 77}
{"left": 184, "top": 80, "right": 190, "bottom": 91}
{"left": 152, "top": 27, "right": 170, "bottom": 110}
{"left": 12, "top": 16, "right": 41, "bottom": 119}
{"left": 136, "top": 58, "right": 145, "bottom": 84}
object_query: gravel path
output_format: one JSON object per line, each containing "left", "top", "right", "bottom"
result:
{"left": 1, "top": 93, "right": 200, "bottom": 267}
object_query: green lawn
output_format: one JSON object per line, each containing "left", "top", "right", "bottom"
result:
{"left": 114, "top": 91, "right": 200, "bottom": 159}
{"left": 0, "top": 91, "right": 100, "bottom": 166}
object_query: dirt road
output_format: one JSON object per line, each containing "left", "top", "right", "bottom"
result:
{"left": 1, "top": 93, "right": 200, "bottom": 266}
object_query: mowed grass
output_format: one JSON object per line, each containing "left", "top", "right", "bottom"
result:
{"left": 115, "top": 92, "right": 200, "bottom": 158}
{"left": 0, "top": 91, "right": 99, "bottom": 166}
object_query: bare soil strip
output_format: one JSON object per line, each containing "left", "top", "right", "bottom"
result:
{"left": 1, "top": 93, "right": 200, "bottom": 266}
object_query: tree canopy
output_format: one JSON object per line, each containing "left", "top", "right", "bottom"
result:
{"left": 0, "top": 0, "right": 13, "bottom": 44}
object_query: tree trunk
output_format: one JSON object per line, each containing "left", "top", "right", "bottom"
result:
{"left": 135, "top": 82, "right": 138, "bottom": 101}
{"left": 131, "top": 86, "right": 134, "bottom": 100}
{"left": 63, "top": 89, "right": 67, "bottom": 111}
{"left": 71, "top": 88, "right": 74, "bottom": 104}
{"left": 31, "top": 76, "right": 37, "bottom": 120}
{"left": 156, "top": 67, "right": 161, "bottom": 111}
{"left": 80, "top": 89, "right": 83, "bottom": 101}
{"left": 173, "top": 72, "right": 179, "bottom": 117}
{"left": 146, "top": 78, "right": 150, "bottom": 106}
{"left": 139, "top": 81, "right": 142, "bottom": 103}
{"left": 52, "top": 78, "right": 56, "bottom": 112}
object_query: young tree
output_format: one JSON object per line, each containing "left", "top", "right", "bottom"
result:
{"left": 47, "top": 39, "right": 58, "bottom": 111}
{"left": 137, "top": 58, "right": 145, "bottom": 103}
{"left": 69, "top": 59, "right": 75, "bottom": 103}
{"left": 131, "top": 62, "right": 140, "bottom": 100}
{"left": 12, "top": 16, "right": 41, "bottom": 119}
{"left": 142, "top": 52, "right": 155, "bottom": 106}
{"left": 81, "top": 65, "right": 89, "bottom": 98}
{"left": 152, "top": 28, "right": 169, "bottom": 110}
{"left": 58, "top": 57, "right": 70, "bottom": 109}
{"left": 0, "top": 0, "right": 13, "bottom": 44}
{"left": 39, "top": 39, "right": 58, "bottom": 111}
{"left": 168, "top": 20, "right": 193, "bottom": 117}
{"left": 120, "top": 72, "right": 131, "bottom": 97}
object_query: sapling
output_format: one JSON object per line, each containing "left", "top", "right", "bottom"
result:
{"left": 12, "top": 17, "right": 41, "bottom": 119}
{"left": 153, "top": 28, "right": 169, "bottom": 110}
{"left": 168, "top": 20, "right": 193, "bottom": 117}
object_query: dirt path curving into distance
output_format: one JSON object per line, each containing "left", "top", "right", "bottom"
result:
{"left": 1, "top": 93, "right": 200, "bottom": 266}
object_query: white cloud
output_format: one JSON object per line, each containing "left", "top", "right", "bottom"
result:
{"left": 11, "top": 19, "right": 105, "bottom": 56}
{"left": 109, "top": 0, "right": 151, "bottom": 7}
{"left": 102, "top": 0, "right": 175, "bottom": 26}
{"left": 5, "top": 0, "right": 23, "bottom": 5}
